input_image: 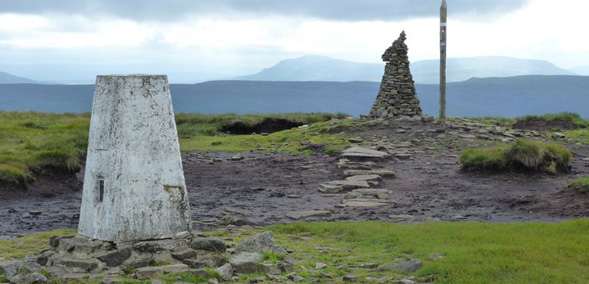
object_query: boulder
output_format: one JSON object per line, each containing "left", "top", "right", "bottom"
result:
{"left": 229, "top": 252, "right": 263, "bottom": 274}
{"left": 161, "top": 264, "right": 189, "bottom": 273}
{"left": 135, "top": 267, "right": 164, "bottom": 280}
{"left": 215, "top": 263, "right": 233, "bottom": 281}
{"left": 235, "top": 232, "right": 287, "bottom": 255}
{"left": 95, "top": 247, "right": 132, "bottom": 267}
{"left": 9, "top": 272, "right": 47, "bottom": 284}
{"left": 190, "top": 238, "right": 226, "bottom": 253}
{"left": 393, "top": 259, "right": 422, "bottom": 272}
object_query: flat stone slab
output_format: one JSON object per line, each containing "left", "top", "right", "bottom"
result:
{"left": 340, "top": 199, "right": 393, "bottom": 208}
{"left": 346, "top": 188, "right": 392, "bottom": 200}
{"left": 318, "top": 184, "right": 344, "bottom": 193}
{"left": 341, "top": 147, "right": 390, "bottom": 160}
{"left": 286, "top": 210, "right": 332, "bottom": 220}
{"left": 345, "top": 174, "right": 382, "bottom": 182}
{"left": 343, "top": 169, "right": 396, "bottom": 178}
{"left": 323, "top": 180, "right": 370, "bottom": 191}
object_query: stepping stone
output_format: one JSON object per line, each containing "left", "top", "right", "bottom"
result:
{"left": 341, "top": 146, "right": 389, "bottom": 160}
{"left": 337, "top": 159, "right": 376, "bottom": 170}
{"left": 323, "top": 180, "right": 370, "bottom": 191}
{"left": 343, "top": 169, "right": 396, "bottom": 178}
{"left": 340, "top": 199, "right": 392, "bottom": 207}
{"left": 285, "top": 210, "right": 331, "bottom": 220}
{"left": 318, "top": 184, "right": 344, "bottom": 193}
{"left": 345, "top": 188, "right": 391, "bottom": 200}
{"left": 345, "top": 174, "right": 382, "bottom": 182}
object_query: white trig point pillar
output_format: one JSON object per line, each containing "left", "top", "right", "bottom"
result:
{"left": 78, "top": 75, "right": 190, "bottom": 242}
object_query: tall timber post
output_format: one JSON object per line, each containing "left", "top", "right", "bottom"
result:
{"left": 440, "top": 0, "right": 447, "bottom": 122}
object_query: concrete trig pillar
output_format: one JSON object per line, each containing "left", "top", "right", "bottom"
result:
{"left": 78, "top": 75, "right": 190, "bottom": 242}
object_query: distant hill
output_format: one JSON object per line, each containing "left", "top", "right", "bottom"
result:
{"left": 412, "top": 56, "right": 576, "bottom": 83}
{"left": 569, "top": 65, "right": 589, "bottom": 76}
{"left": 1, "top": 76, "right": 588, "bottom": 118}
{"left": 235, "top": 55, "right": 383, "bottom": 82}
{"left": 0, "top": 71, "right": 37, "bottom": 84}
{"left": 235, "top": 55, "right": 575, "bottom": 83}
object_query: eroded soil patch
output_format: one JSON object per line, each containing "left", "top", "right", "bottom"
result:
{"left": 1, "top": 119, "right": 588, "bottom": 239}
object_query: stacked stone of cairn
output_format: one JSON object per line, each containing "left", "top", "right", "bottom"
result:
{"left": 370, "top": 31, "right": 422, "bottom": 118}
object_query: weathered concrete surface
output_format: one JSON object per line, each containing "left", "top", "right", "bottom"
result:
{"left": 78, "top": 75, "right": 190, "bottom": 242}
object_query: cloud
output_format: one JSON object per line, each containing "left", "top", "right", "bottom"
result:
{"left": 0, "top": 0, "right": 530, "bottom": 22}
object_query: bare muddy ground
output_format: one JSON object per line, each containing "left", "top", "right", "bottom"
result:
{"left": 1, "top": 120, "right": 589, "bottom": 239}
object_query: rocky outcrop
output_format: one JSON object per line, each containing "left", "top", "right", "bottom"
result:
{"left": 370, "top": 31, "right": 422, "bottom": 119}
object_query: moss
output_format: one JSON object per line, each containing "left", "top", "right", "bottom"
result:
{"left": 569, "top": 177, "right": 589, "bottom": 193}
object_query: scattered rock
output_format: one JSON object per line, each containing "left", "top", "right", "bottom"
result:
{"left": 343, "top": 275, "right": 360, "bottom": 282}
{"left": 340, "top": 199, "right": 391, "bottom": 208}
{"left": 28, "top": 211, "right": 42, "bottom": 216}
{"left": 389, "top": 214, "right": 415, "bottom": 222}
{"left": 161, "top": 263, "right": 189, "bottom": 273}
{"left": 231, "top": 154, "right": 244, "bottom": 161}
{"left": 360, "top": 263, "right": 379, "bottom": 269}
{"left": 341, "top": 147, "right": 390, "bottom": 160}
{"left": 171, "top": 248, "right": 198, "bottom": 261}
{"left": 190, "top": 237, "right": 226, "bottom": 253}
{"left": 345, "top": 174, "right": 382, "bottom": 182}
{"left": 315, "top": 262, "right": 328, "bottom": 269}
{"left": 349, "top": 137, "right": 364, "bottom": 143}
{"left": 285, "top": 210, "right": 331, "bottom": 220}
{"left": 346, "top": 188, "right": 391, "bottom": 200}
{"left": 229, "top": 252, "right": 263, "bottom": 274}
{"left": 9, "top": 272, "right": 47, "bottom": 284}
{"left": 343, "top": 169, "right": 396, "bottom": 178}
{"left": 318, "top": 183, "right": 344, "bottom": 193}
{"left": 235, "top": 231, "right": 287, "bottom": 255}
{"left": 393, "top": 259, "right": 422, "bottom": 272}
{"left": 286, "top": 272, "right": 305, "bottom": 282}
{"left": 552, "top": 132, "right": 566, "bottom": 139}
{"left": 215, "top": 263, "right": 233, "bottom": 281}
{"left": 135, "top": 267, "right": 164, "bottom": 280}
{"left": 95, "top": 247, "right": 132, "bottom": 267}
{"left": 322, "top": 180, "right": 370, "bottom": 191}
{"left": 133, "top": 239, "right": 185, "bottom": 253}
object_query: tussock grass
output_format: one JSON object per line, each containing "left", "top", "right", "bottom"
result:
{"left": 518, "top": 112, "right": 589, "bottom": 128}
{"left": 0, "top": 112, "right": 90, "bottom": 183}
{"left": 0, "top": 111, "right": 348, "bottom": 184}
{"left": 569, "top": 176, "right": 589, "bottom": 193}
{"left": 460, "top": 140, "right": 572, "bottom": 173}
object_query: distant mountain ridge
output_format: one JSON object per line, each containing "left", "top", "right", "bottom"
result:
{"left": 0, "top": 71, "right": 37, "bottom": 84}
{"left": 235, "top": 55, "right": 575, "bottom": 83}
{"left": 236, "top": 55, "right": 383, "bottom": 82}
{"left": 1, "top": 75, "right": 588, "bottom": 118}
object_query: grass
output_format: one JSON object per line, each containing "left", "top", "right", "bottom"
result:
{"left": 0, "top": 228, "right": 76, "bottom": 261}
{"left": 518, "top": 112, "right": 589, "bottom": 128}
{"left": 0, "top": 111, "right": 349, "bottom": 184}
{"left": 569, "top": 176, "right": 589, "bottom": 193}
{"left": 0, "top": 112, "right": 90, "bottom": 184}
{"left": 460, "top": 140, "right": 572, "bottom": 174}
{"left": 3, "top": 220, "right": 588, "bottom": 283}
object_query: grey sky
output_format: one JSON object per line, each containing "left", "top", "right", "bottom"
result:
{"left": 0, "top": 0, "right": 587, "bottom": 83}
{"left": 0, "top": 0, "right": 530, "bottom": 21}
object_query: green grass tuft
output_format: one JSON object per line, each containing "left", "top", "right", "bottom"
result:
{"left": 569, "top": 176, "right": 589, "bottom": 193}
{"left": 460, "top": 146, "right": 509, "bottom": 172}
{"left": 460, "top": 140, "right": 572, "bottom": 173}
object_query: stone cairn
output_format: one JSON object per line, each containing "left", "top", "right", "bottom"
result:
{"left": 370, "top": 31, "right": 422, "bottom": 119}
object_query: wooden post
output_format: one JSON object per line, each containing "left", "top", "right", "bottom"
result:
{"left": 440, "top": 0, "right": 447, "bottom": 122}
